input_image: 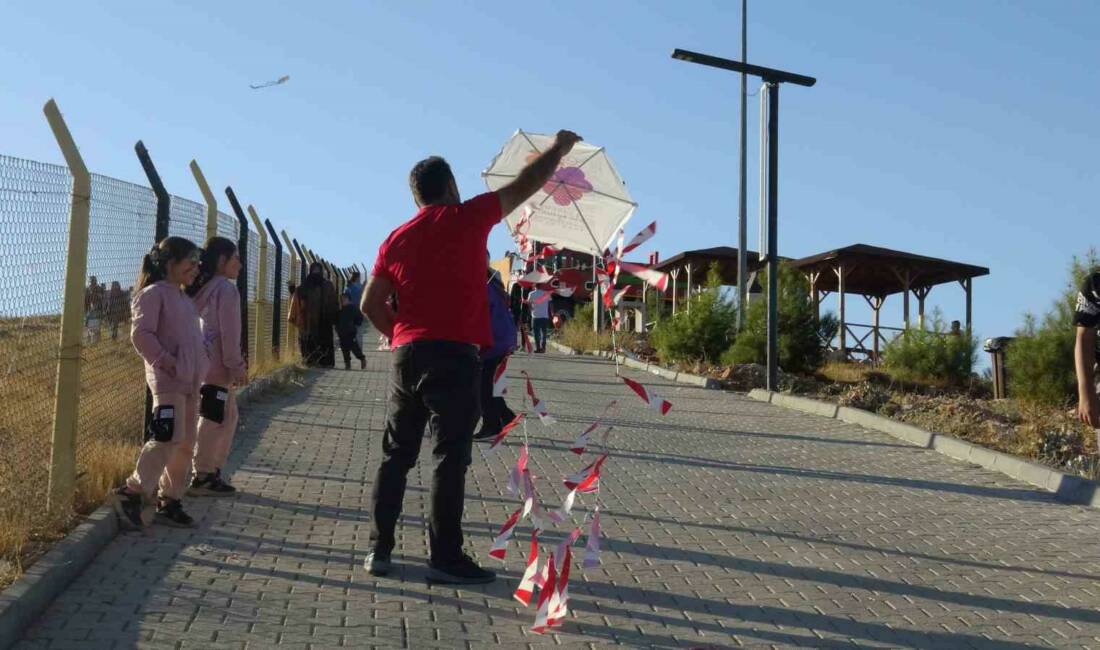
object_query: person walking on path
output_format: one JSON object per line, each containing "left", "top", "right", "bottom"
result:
{"left": 344, "top": 270, "right": 365, "bottom": 350}
{"left": 289, "top": 261, "right": 339, "bottom": 367}
{"left": 361, "top": 129, "right": 583, "bottom": 584}
{"left": 188, "top": 237, "right": 248, "bottom": 497}
{"left": 112, "top": 236, "right": 209, "bottom": 530}
{"left": 338, "top": 293, "right": 367, "bottom": 369}
{"left": 83, "top": 275, "right": 105, "bottom": 344}
{"left": 474, "top": 264, "right": 518, "bottom": 441}
{"left": 528, "top": 284, "right": 551, "bottom": 353}
{"left": 1074, "top": 270, "right": 1100, "bottom": 431}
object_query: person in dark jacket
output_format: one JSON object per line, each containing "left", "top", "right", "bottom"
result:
{"left": 288, "top": 262, "right": 339, "bottom": 367}
{"left": 474, "top": 266, "right": 518, "bottom": 440}
{"left": 338, "top": 293, "right": 366, "bottom": 370}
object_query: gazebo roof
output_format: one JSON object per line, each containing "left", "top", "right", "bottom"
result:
{"left": 652, "top": 246, "right": 766, "bottom": 286}
{"left": 788, "top": 244, "right": 989, "bottom": 296}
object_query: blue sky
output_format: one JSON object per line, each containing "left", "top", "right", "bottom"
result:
{"left": 1, "top": 0, "right": 1097, "bottom": 346}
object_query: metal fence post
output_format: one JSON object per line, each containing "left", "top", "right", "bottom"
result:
{"left": 292, "top": 238, "right": 307, "bottom": 285}
{"left": 247, "top": 206, "right": 268, "bottom": 370}
{"left": 43, "top": 99, "right": 91, "bottom": 513}
{"left": 263, "top": 218, "right": 282, "bottom": 360}
{"left": 135, "top": 140, "right": 170, "bottom": 432}
{"left": 189, "top": 159, "right": 217, "bottom": 242}
{"left": 225, "top": 187, "right": 249, "bottom": 362}
{"left": 281, "top": 230, "right": 299, "bottom": 357}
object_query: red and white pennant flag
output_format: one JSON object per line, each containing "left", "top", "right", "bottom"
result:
{"left": 488, "top": 507, "right": 521, "bottom": 560}
{"left": 569, "top": 401, "right": 615, "bottom": 456}
{"left": 622, "top": 376, "right": 672, "bottom": 415}
{"left": 522, "top": 371, "right": 554, "bottom": 424}
{"left": 492, "top": 355, "right": 509, "bottom": 397}
{"left": 507, "top": 443, "right": 528, "bottom": 496}
{"left": 618, "top": 262, "right": 669, "bottom": 292}
{"left": 522, "top": 469, "right": 551, "bottom": 530}
{"left": 484, "top": 412, "right": 525, "bottom": 454}
{"left": 513, "top": 529, "right": 540, "bottom": 606}
{"left": 530, "top": 551, "right": 557, "bottom": 634}
{"left": 621, "top": 221, "right": 657, "bottom": 255}
{"left": 552, "top": 458, "right": 605, "bottom": 523}
{"left": 583, "top": 508, "right": 601, "bottom": 569}
{"left": 563, "top": 453, "right": 608, "bottom": 493}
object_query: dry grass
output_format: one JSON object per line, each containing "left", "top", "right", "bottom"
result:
{"left": 557, "top": 318, "right": 638, "bottom": 355}
{"left": 0, "top": 316, "right": 299, "bottom": 590}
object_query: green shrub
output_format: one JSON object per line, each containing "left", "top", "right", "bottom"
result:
{"left": 882, "top": 313, "right": 978, "bottom": 385}
{"left": 557, "top": 303, "right": 636, "bottom": 353}
{"left": 650, "top": 264, "right": 737, "bottom": 363}
{"left": 723, "top": 263, "right": 830, "bottom": 374}
{"left": 1008, "top": 250, "right": 1099, "bottom": 405}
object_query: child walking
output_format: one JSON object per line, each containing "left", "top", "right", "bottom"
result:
{"left": 188, "top": 237, "right": 248, "bottom": 496}
{"left": 337, "top": 293, "right": 366, "bottom": 370}
{"left": 113, "top": 237, "right": 208, "bottom": 529}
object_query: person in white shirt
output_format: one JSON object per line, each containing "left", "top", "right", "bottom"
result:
{"left": 528, "top": 286, "right": 552, "bottom": 353}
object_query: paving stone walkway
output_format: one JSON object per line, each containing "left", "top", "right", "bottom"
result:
{"left": 14, "top": 342, "right": 1100, "bottom": 649}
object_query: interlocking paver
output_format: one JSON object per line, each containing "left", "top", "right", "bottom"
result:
{"left": 13, "top": 339, "right": 1100, "bottom": 648}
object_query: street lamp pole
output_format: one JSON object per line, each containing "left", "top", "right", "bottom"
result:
{"left": 737, "top": 0, "right": 748, "bottom": 331}
{"left": 671, "top": 48, "right": 815, "bottom": 392}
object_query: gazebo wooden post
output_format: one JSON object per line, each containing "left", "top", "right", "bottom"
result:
{"left": 808, "top": 270, "right": 820, "bottom": 323}
{"left": 670, "top": 268, "right": 680, "bottom": 315}
{"left": 913, "top": 286, "right": 931, "bottom": 329}
{"left": 834, "top": 262, "right": 846, "bottom": 359}
{"left": 864, "top": 294, "right": 886, "bottom": 365}
{"left": 685, "top": 263, "right": 694, "bottom": 313}
{"left": 960, "top": 277, "right": 973, "bottom": 332}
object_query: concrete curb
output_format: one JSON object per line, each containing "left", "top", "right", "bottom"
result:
{"left": 749, "top": 390, "right": 1100, "bottom": 508}
{"left": 0, "top": 506, "right": 116, "bottom": 649}
{"left": 546, "top": 341, "right": 721, "bottom": 390}
{"left": 0, "top": 363, "right": 302, "bottom": 649}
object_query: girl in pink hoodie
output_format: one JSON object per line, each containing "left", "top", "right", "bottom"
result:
{"left": 113, "top": 236, "right": 209, "bottom": 530}
{"left": 187, "top": 237, "right": 247, "bottom": 495}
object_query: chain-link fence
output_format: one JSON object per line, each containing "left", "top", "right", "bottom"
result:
{"left": 0, "top": 147, "right": 342, "bottom": 579}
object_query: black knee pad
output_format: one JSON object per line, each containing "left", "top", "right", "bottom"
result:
{"left": 145, "top": 404, "right": 176, "bottom": 443}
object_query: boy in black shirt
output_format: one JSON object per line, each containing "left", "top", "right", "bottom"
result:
{"left": 1073, "top": 271, "right": 1100, "bottom": 427}
{"left": 338, "top": 293, "right": 366, "bottom": 370}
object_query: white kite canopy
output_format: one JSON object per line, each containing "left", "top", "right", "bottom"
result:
{"left": 482, "top": 130, "right": 636, "bottom": 255}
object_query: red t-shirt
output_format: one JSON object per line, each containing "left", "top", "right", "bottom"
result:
{"left": 372, "top": 192, "right": 502, "bottom": 349}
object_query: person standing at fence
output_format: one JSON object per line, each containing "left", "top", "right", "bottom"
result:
{"left": 112, "top": 236, "right": 208, "bottom": 530}
{"left": 83, "top": 276, "right": 105, "bottom": 344}
{"left": 105, "top": 281, "right": 129, "bottom": 342}
{"left": 187, "top": 237, "right": 248, "bottom": 496}
{"left": 360, "top": 129, "right": 582, "bottom": 583}
{"left": 344, "top": 270, "right": 365, "bottom": 349}
{"left": 528, "top": 284, "right": 551, "bottom": 353}
{"left": 474, "top": 263, "right": 518, "bottom": 441}
{"left": 288, "top": 262, "right": 339, "bottom": 367}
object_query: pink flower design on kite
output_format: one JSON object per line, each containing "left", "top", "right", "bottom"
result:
{"left": 544, "top": 167, "right": 593, "bottom": 206}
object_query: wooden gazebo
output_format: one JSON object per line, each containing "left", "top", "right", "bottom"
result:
{"left": 788, "top": 244, "right": 989, "bottom": 362}
{"left": 652, "top": 246, "right": 766, "bottom": 313}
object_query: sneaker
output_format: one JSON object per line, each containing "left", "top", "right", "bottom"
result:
{"left": 500, "top": 407, "right": 518, "bottom": 425}
{"left": 188, "top": 471, "right": 237, "bottom": 497}
{"left": 427, "top": 553, "right": 496, "bottom": 585}
{"left": 360, "top": 358, "right": 366, "bottom": 370}
{"left": 155, "top": 498, "right": 197, "bottom": 528}
{"left": 112, "top": 487, "right": 145, "bottom": 531}
{"left": 365, "top": 551, "right": 392, "bottom": 576}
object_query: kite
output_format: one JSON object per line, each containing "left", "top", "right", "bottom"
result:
{"left": 249, "top": 75, "right": 289, "bottom": 90}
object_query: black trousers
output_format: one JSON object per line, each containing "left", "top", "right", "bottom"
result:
{"left": 339, "top": 332, "right": 365, "bottom": 365}
{"left": 369, "top": 341, "right": 481, "bottom": 565}
{"left": 479, "top": 355, "right": 514, "bottom": 434}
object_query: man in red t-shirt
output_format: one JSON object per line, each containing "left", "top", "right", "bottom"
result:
{"left": 361, "top": 130, "right": 582, "bottom": 584}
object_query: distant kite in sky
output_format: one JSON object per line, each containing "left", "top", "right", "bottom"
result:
{"left": 250, "top": 75, "right": 289, "bottom": 90}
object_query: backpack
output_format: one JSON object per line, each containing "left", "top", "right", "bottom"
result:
{"left": 484, "top": 280, "right": 517, "bottom": 359}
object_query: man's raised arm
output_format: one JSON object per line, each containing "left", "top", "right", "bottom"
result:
{"left": 497, "top": 130, "right": 583, "bottom": 218}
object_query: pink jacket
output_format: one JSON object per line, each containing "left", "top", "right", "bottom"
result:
{"left": 193, "top": 275, "right": 247, "bottom": 387}
{"left": 131, "top": 281, "right": 209, "bottom": 395}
